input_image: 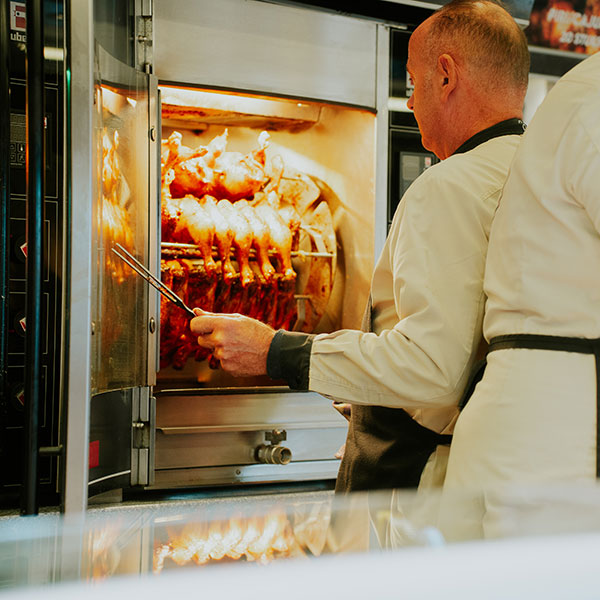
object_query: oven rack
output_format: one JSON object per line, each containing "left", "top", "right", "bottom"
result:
{"left": 160, "top": 241, "right": 335, "bottom": 260}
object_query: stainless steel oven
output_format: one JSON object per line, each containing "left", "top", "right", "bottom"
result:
{"left": 62, "top": 0, "right": 391, "bottom": 509}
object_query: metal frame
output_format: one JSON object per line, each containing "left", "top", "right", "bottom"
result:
{"left": 374, "top": 24, "right": 391, "bottom": 263}
{"left": 63, "top": 0, "right": 94, "bottom": 514}
{"left": 64, "top": 0, "right": 160, "bottom": 511}
{"left": 154, "top": 0, "right": 378, "bottom": 108}
{"left": 151, "top": 460, "right": 342, "bottom": 488}
{"left": 147, "top": 75, "right": 160, "bottom": 385}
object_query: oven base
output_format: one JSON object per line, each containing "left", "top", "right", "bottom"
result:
{"left": 149, "top": 459, "right": 341, "bottom": 489}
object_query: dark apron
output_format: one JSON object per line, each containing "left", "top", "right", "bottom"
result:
{"left": 335, "top": 406, "right": 451, "bottom": 493}
{"left": 463, "top": 333, "right": 600, "bottom": 478}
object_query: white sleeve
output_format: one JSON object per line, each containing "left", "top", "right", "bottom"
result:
{"left": 308, "top": 168, "right": 496, "bottom": 409}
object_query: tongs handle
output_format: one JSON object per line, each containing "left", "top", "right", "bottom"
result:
{"left": 111, "top": 243, "right": 196, "bottom": 318}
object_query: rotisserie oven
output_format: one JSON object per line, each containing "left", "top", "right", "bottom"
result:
{"left": 135, "top": 0, "right": 389, "bottom": 493}
{"left": 152, "top": 96, "right": 378, "bottom": 489}
{"left": 62, "top": 0, "right": 389, "bottom": 503}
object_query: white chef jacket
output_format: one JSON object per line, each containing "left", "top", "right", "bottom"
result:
{"left": 441, "top": 52, "right": 600, "bottom": 541}
{"left": 308, "top": 133, "right": 523, "bottom": 436}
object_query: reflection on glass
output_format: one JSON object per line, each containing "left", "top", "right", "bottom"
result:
{"left": 4, "top": 484, "right": 600, "bottom": 589}
{"left": 153, "top": 508, "right": 304, "bottom": 572}
{"left": 91, "top": 50, "right": 150, "bottom": 393}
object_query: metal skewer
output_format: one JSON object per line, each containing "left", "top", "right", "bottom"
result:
{"left": 111, "top": 243, "right": 196, "bottom": 318}
{"left": 160, "top": 242, "right": 334, "bottom": 259}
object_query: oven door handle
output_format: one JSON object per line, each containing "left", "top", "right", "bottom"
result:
{"left": 147, "top": 76, "right": 160, "bottom": 385}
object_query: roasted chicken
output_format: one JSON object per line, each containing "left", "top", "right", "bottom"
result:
{"left": 167, "top": 129, "right": 269, "bottom": 201}
{"left": 254, "top": 194, "right": 296, "bottom": 282}
{"left": 216, "top": 199, "right": 254, "bottom": 287}
{"left": 159, "top": 128, "right": 333, "bottom": 370}
{"left": 235, "top": 199, "right": 276, "bottom": 283}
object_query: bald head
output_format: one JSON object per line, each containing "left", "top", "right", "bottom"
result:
{"left": 406, "top": 0, "right": 529, "bottom": 158}
{"left": 424, "top": 0, "right": 529, "bottom": 97}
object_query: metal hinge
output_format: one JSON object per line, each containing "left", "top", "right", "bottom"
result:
{"left": 135, "top": 1, "right": 153, "bottom": 74}
{"left": 131, "top": 387, "right": 156, "bottom": 486}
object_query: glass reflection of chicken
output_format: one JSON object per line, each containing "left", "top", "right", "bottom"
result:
{"left": 102, "top": 129, "right": 134, "bottom": 284}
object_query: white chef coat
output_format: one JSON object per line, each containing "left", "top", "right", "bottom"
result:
{"left": 441, "top": 52, "right": 600, "bottom": 541}
{"left": 307, "top": 134, "right": 523, "bottom": 437}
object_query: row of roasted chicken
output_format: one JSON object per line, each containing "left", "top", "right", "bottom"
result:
{"left": 159, "top": 257, "right": 298, "bottom": 369}
{"left": 161, "top": 192, "right": 300, "bottom": 289}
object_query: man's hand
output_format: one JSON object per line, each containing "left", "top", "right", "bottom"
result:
{"left": 190, "top": 308, "right": 276, "bottom": 377}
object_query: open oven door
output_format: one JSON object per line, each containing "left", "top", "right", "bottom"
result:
{"left": 64, "top": 0, "right": 159, "bottom": 510}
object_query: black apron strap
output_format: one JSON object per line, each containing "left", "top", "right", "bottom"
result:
{"left": 488, "top": 333, "right": 598, "bottom": 354}
{"left": 484, "top": 334, "right": 600, "bottom": 479}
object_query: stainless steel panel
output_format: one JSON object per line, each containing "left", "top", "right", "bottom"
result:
{"left": 151, "top": 459, "right": 341, "bottom": 488}
{"left": 374, "top": 24, "right": 391, "bottom": 262}
{"left": 156, "top": 390, "right": 347, "bottom": 428}
{"left": 154, "top": 0, "right": 378, "bottom": 108}
{"left": 131, "top": 446, "right": 139, "bottom": 485}
{"left": 138, "top": 448, "right": 149, "bottom": 485}
{"left": 147, "top": 74, "right": 159, "bottom": 386}
{"left": 64, "top": 0, "right": 94, "bottom": 515}
{"left": 148, "top": 395, "right": 156, "bottom": 485}
{"left": 131, "top": 387, "right": 155, "bottom": 486}
{"left": 134, "top": 0, "right": 154, "bottom": 73}
{"left": 155, "top": 427, "right": 346, "bottom": 469}
{"left": 154, "top": 390, "right": 347, "bottom": 486}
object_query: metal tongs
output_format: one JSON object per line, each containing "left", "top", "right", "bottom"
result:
{"left": 111, "top": 243, "right": 196, "bottom": 318}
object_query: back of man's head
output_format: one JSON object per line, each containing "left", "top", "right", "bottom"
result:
{"left": 427, "top": 0, "right": 529, "bottom": 99}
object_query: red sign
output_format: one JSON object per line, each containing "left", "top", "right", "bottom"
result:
{"left": 89, "top": 440, "right": 100, "bottom": 469}
{"left": 20, "top": 242, "right": 27, "bottom": 258}
{"left": 527, "top": 0, "right": 600, "bottom": 55}
{"left": 10, "top": 2, "right": 26, "bottom": 32}
{"left": 19, "top": 317, "right": 26, "bottom": 332}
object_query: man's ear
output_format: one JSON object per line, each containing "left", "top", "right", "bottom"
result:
{"left": 438, "top": 54, "right": 458, "bottom": 101}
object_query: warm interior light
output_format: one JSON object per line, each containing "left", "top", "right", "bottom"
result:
{"left": 152, "top": 510, "right": 305, "bottom": 573}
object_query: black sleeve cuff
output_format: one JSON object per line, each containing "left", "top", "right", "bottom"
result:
{"left": 267, "top": 330, "right": 314, "bottom": 390}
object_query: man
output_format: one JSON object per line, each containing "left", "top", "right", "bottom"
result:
{"left": 440, "top": 51, "right": 600, "bottom": 539}
{"left": 190, "top": 0, "right": 530, "bottom": 493}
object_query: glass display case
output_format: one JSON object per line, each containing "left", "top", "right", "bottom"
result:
{"left": 4, "top": 484, "right": 600, "bottom": 594}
